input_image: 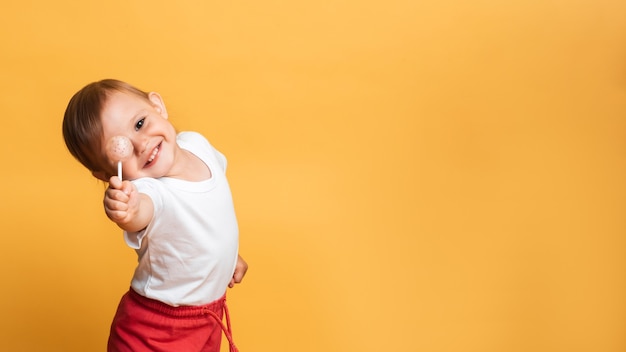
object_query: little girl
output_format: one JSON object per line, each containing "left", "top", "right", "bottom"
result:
{"left": 62, "top": 79, "right": 247, "bottom": 352}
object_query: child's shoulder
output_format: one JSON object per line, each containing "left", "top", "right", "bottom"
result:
{"left": 177, "top": 131, "right": 213, "bottom": 151}
{"left": 177, "top": 131, "right": 210, "bottom": 144}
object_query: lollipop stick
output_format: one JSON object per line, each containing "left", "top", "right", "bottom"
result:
{"left": 106, "top": 136, "right": 132, "bottom": 181}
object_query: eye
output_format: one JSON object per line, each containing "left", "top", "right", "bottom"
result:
{"left": 135, "top": 118, "right": 145, "bottom": 131}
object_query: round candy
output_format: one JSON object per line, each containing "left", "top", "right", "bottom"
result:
{"left": 106, "top": 136, "right": 133, "bottom": 161}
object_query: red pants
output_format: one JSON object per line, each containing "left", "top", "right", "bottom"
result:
{"left": 108, "top": 289, "right": 237, "bottom": 352}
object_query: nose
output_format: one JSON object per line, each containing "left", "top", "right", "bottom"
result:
{"left": 128, "top": 136, "right": 148, "bottom": 156}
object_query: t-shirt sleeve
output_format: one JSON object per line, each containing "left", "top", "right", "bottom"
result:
{"left": 212, "top": 147, "right": 227, "bottom": 172}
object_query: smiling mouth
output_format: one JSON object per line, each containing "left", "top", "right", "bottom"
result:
{"left": 145, "top": 142, "right": 161, "bottom": 167}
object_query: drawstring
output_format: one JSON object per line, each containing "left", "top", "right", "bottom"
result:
{"left": 204, "top": 299, "right": 238, "bottom": 352}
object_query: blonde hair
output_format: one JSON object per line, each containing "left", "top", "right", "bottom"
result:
{"left": 62, "top": 79, "right": 150, "bottom": 177}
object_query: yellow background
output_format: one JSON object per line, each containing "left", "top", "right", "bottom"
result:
{"left": 1, "top": 1, "right": 625, "bottom": 351}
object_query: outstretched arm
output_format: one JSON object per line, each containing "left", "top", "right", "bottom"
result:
{"left": 104, "top": 176, "right": 153, "bottom": 233}
{"left": 229, "top": 255, "right": 248, "bottom": 288}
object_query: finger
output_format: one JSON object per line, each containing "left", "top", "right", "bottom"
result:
{"left": 105, "top": 209, "right": 130, "bottom": 223}
{"left": 108, "top": 176, "right": 123, "bottom": 190}
{"left": 232, "top": 270, "right": 244, "bottom": 284}
{"left": 105, "top": 189, "right": 130, "bottom": 203}
{"left": 104, "top": 197, "right": 129, "bottom": 212}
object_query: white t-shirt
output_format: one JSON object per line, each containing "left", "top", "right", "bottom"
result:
{"left": 124, "top": 131, "right": 239, "bottom": 306}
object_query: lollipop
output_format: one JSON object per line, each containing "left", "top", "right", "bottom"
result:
{"left": 106, "top": 136, "right": 133, "bottom": 180}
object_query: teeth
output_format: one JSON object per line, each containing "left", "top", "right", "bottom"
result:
{"left": 147, "top": 145, "right": 159, "bottom": 163}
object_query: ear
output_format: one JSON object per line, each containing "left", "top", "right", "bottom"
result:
{"left": 148, "top": 92, "right": 168, "bottom": 119}
{"left": 92, "top": 170, "right": 109, "bottom": 182}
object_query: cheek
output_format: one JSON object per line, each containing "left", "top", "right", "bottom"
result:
{"left": 166, "top": 123, "right": 178, "bottom": 138}
{"left": 118, "top": 158, "right": 140, "bottom": 178}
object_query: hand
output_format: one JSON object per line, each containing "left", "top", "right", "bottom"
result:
{"left": 103, "top": 176, "right": 141, "bottom": 228}
{"left": 229, "top": 255, "right": 248, "bottom": 288}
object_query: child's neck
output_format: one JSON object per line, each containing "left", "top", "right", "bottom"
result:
{"left": 170, "top": 149, "right": 212, "bottom": 181}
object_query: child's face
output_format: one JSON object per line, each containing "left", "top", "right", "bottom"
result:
{"left": 99, "top": 91, "right": 178, "bottom": 180}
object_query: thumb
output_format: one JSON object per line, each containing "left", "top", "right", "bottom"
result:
{"left": 108, "top": 176, "right": 123, "bottom": 190}
{"left": 121, "top": 180, "right": 135, "bottom": 196}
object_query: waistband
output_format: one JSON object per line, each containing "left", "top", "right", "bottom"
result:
{"left": 128, "top": 288, "right": 225, "bottom": 318}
